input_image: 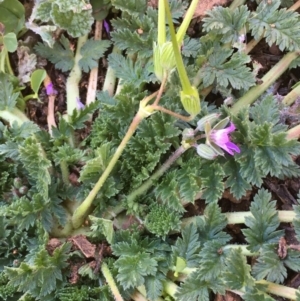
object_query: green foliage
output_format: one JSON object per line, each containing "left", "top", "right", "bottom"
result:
{"left": 79, "top": 40, "right": 111, "bottom": 73}
{"left": 249, "top": 0, "right": 300, "bottom": 51}
{"left": 199, "top": 161, "right": 224, "bottom": 202}
{"left": 111, "top": 229, "right": 171, "bottom": 300}
{"left": 223, "top": 248, "right": 254, "bottom": 290}
{"left": 242, "top": 189, "right": 284, "bottom": 252}
{"left": 34, "top": 0, "right": 94, "bottom": 38}
{"left": 89, "top": 215, "right": 114, "bottom": 244}
{"left": 175, "top": 272, "right": 225, "bottom": 301}
{"left": 197, "top": 41, "right": 255, "bottom": 90}
{"left": 196, "top": 241, "right": 227, "bottom": 281}
{"left": 18, "top": 137, "right": 51, "bottom": 201}
{"left": 228, "top": 96, "right": 300, "bottom": 198}
{"left": 196, "top": 202, "right": 230, "bottom": 244}
{"left": 34, "top": 35, "right": 74, "bottom": 72}
{"left": 252, "top": 244, "right": 300, "bottom": 284}
{"left": 56, "top": 285, "right": 113, "bottom": 301}
{"left": 203, "top": 6, "right": 250, "bottom": 44}
{"left": 145, "top": 203, "right": 182, "bottom": 238}
{"left": 108, "top": 53, "right": 156, "bottom": 87}
{"left": 5, "top": 243, "right": 71, "bottom": 299}
{"left": 172, "top": 224, "right": 200, "bottom": 267}
{"left": 0, "top": 73, "right": 19, "bottom": 110}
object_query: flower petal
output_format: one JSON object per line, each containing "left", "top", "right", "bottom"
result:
{"left": 221, "top": 141, "right": 240, "bottom": 155}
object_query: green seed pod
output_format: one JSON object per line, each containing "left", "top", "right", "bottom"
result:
{"left": 196, "top": 113, "right": 220, "bottom": 131}
{"left": 13, "top": 177, "right": 22, "bottom": 189}
{"left": 153, "top": 41, "right": 176, "bottom": 81}
{"left": 19, "top": 186, "right": 28, "bottom": 195}
{"left": 196, "top": 144, "right": 218, "bottom": 160}
{"left": 180, "top": 86, "right": 201, "bottom": 117}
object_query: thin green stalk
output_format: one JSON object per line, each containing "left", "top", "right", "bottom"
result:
{"left": 0, "top": 48, "right": 6, "bottom": 73}
{"left": 23, "top": 93, "right": 36, "bottom": 101}
{"left": 131, "top": 291, "right": 149, "bottom": 301}
{"left": 229, "top": 0, "right": 246, "bottom": 10}
{"left": 157, "top": 0, "right": 166, "bottom": 45}
{"left": 282, "top": 82, "right": 300, "bottom": 106}
{"left": 0, "top": 107, "right": 30, "bottom": 125}
{"left": 101, "top": 262, "right": 124, "bottom": 301}
{"left": 72, "top": 112, "right": 145, "bottom": 229}
{"left": 60, "top": 161, "right": 69, "bottom": 185}
{"left": 287, "top": 123, "right": 300, "bottom": 140}
{"left": 256, "top": 280, "right": 298, "bottom": 300}
{"left": 164, "top": 0, "right": 191, "bottom": 92}
{"left": 182, "top": 210, "right": 296, "bottom": 228}
{"left": 126, "top": 145, "right": 189, "bottom": 206}
{"left": 66, "top": 35, "right": 88, "bottom": 117}
{"left": 163, "top": 280, "right": 179, "bottom": 299}
{"left": 5, "top": 50, "right": 14, "bottom": 75}
{"left": 176, "top": 0, "right": 199, "bottom": 45}
{"left": 102, "top": 46, "right": 120, "bottom": 96}
{"left": 230, "top": 51, "right": 299, "bottom": 115}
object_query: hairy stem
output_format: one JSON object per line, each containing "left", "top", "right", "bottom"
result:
{"left": 230, "top": 51, "right": 299, "bottom": 115}
{"left": 66, "top": 35, "right": 88, "bottom": 117}
{"left": 101, "top": 262, "right": 124, "bottom": 301}
{"left": 256, "top": 280, "right": 298, "bottom": 300}
{"left": 151, "top": 105, "right": 194, "bottom": 121}
{"left": 182, "top": 210, "right": 296, "bottom": 227}
{"left": 282, "top": 82, "right": 300, "bottom": 106}
{"left": 86, "top": 21, "right": 102, "bottom": 106}
{"left": 72, "top": 111, "right": 146, "bottom": 228}
{"left": 102, "top": 46, "right": 120, "bottom": 96}
{"left": 0, "top": 107, "right": 30, "bottom": 125}
{"left": 60, "top": 161, "right": 70, "bottom": 185}
{"left": 287, "top": 123, "right": 300, "bottom": 140}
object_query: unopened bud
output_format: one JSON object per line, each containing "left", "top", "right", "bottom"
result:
{"left": 182, "top": 128, "right": 195, "bottom": 140}
{"left": 196, "top": 113, "right": 220, "bottom": 131}
{"left": 153, "top": 42, "right": 176, "bottom": 81}
{"left": 13, "top": 178, "right": 22, "bottom": 189}
{"left": 196, "top": 144, "right": 218, "bottom": 160}
{"left": 19, "top": 186, "right": 28, "bottom": 195}
{"left": 180, "top": 86, "right": 201, "bottom": 117}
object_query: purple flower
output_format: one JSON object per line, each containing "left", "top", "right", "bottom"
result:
{"left": 45, "top": 82, "right": 57, "bottom": 96}
{"left": 76, "top": 97, "right": 85, "bottom": 110}
{"left": 103, "top": 20, "right": 110, "bottom": 35}
{"left": 209, "top": 122, "right": 240, "bottom": 155}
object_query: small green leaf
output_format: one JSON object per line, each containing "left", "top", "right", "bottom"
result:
{"left": 34, "top": 35, "right": 74, "bottom": 72}
{"left": 174, "top": 257, "right": 186, "bottom": 277}
{"left": 0, "top": 0, "right": 25, "bottom": 34}
{"left": 30, "top": 69, "right": 46, "bottom": 97}
{"left": 3, "top": 33, "right": 17, "bottom": 52}
{"left": 90, "top": 0, "right": 111, "bottom": 21}
{"left": 51, "top": 3, "right": 94, "bottom": 38}
{"left": 79, "top": 39, "right": 111, "bottom": 73}
{"left": 89, "top": 216, "right": 114, "bottom": 244}
{"left": 242, "top": 189, "right": 284, "bottom": 252}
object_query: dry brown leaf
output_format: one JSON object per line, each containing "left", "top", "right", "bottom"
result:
{"left": 193, "top": 0, "right": 230, "bottom": 20}
{"left": 71, "top": 235, "right": 96, "bottom": 258}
